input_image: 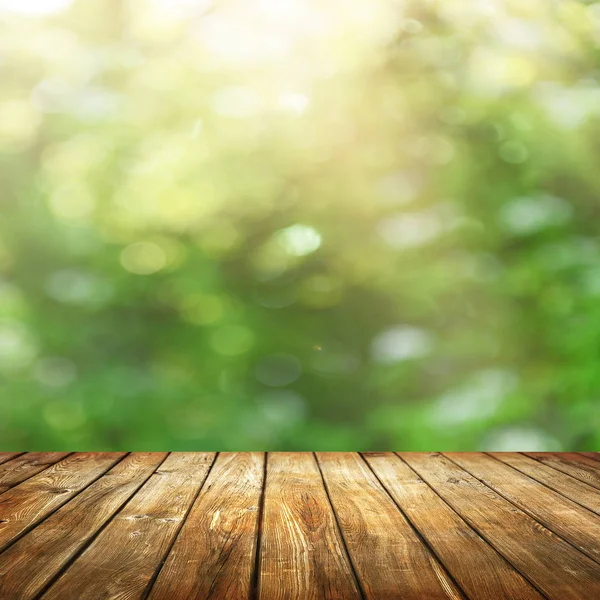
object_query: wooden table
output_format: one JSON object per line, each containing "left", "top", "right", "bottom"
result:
{"left": 0, "top": 452, "right": 598, "bottom": 599}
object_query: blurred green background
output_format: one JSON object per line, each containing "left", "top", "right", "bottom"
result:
{"left": 1, "top": 0, "right": 599, "bottom": 451}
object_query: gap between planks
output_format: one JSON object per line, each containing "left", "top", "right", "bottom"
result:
{"left": 358, "top": 453, "right": 469, "bottom": 600}
{"left": 31, "top": 453, "right": 172, "bottom": 600}
{"left": 401, "top": 452, "right": 600, "bottom": 600}
{"left": 1, "top": 453, "right": 597, "bottom": 600}
{"left": 443, "top": 453, "right": 600, "bottom": 566}
{"left": 484, "top": 452, "right": 600, "bottom": 516}
{"left": 313, "top": 453, "right": 367, "bottom": 600}
{"left": 0, "top": 453, "right": 129, "bottom": 556}
{"left": 250, "top": 452, "right": 268, "bottom": 600}
{"left": 388, "top": 453, "right": 550, "bottom": 600}
{"left": 141, "top": 452, "right": 219, "bottom": 600}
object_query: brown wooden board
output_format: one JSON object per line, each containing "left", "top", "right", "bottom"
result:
{"left": 525, "top": 452, "right": 600, "bottom": 490}
{"left": 0, "top": 453, "right": 25, "bottom": 467}
{"left": 0, "top": 453, "right": 70, "bottom": 494}
{"left": 564, "top": 452, "right": 600, "bottom": 470}
{"left": 147, "top": 452, "right": 264, "bottom": 600}
{"left": 0, "top": 452, "right": 167, "bottom": 600}
{"left": 0, "top": 452, "right": 597, "bottom": 600}
{"left": 446, "top": 452, "right": 600, "bottom": 564}
{"left": 580, "top": 452, "right": 600, "bottom": 462}
{"left": 258, "top": 452, "right": 362, "bottom": 600}
{"left": 364, "top": 452, "right": 544, "bottom": 600}
{"left": 41, "top": 452, "right": 215, "bottom": 600}
{"left": 401, "top": 452, "right": 600, "bottom": 600}
{"left": 317, "top": 452, "right": 464, "bottom": 600}
{"left": 0, "top": 452, "right": 125, "bottom": 552}
{"left": 491, "top": 452, "right": 600, "bottom": 516}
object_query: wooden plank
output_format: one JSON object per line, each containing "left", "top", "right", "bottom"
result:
{"left": 41, "top": 452, "right": 215, "bottom": 600}
{"left": 0, "top": 452, "right": 167, "bottom": 600}
{"left": 147, "top": 452, "right": 264, "bottom": 600}
{"left": 563, "top": 452, "right": 600, "bottom": 470}
{"left": 401, "top": 452, "right": 600, "bottom": 600}
{"left": 364, "top": 452, "right": 544, "bottom": 600}
{"left": 0, "top": 452, "right": 124, "bottom": 552}
{"left": 491, "top": 452, "right": 600, "bottom": 516}
{"left": 580, "top": 452, "right": 600, "bottom": 462}
{"left": 316, "top": 452, "right": 464, "bottom": 600}
{"left": 0, "top": 453, "right": 25, "bottom": 467}
{"left": 257, "top": 452, "right": 362, "bottom": 600}
{"left": 525, "top": 452, "right": 600, "bottom": 491}
{"left": 0, "top": 453, "right": 70, "bottom": 494}
{"left": 447, "top": 452, "right": 600, "bottom": 564}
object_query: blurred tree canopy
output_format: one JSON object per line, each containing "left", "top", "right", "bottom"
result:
{"left": 1, "top": 0, "right": 599, "bottom": 450}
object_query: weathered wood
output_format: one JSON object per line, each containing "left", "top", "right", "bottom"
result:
{"left": 147, "top": 452, "right": 264, "bottom": 600}
{"left": 0, "top": 451, "right": 597, "bottom": 599}
{"left": 317, "top": 452, "right": 464, "bottom": 600}
{"left": 41, "top": 452, "right": 215, "bottom": 600}
{"left": 525, "top": 452, "right": 600, "bottom": 490}
{"left": 258, "top": 452, "right": 362, "bottom": 600}
{"left": 0, "top": 452, "right": 167, "bottom": 600}
{"left": 0, "top": 453, "right": 70, "bottom": 494}
{"left": 566, "top": 452, "right": 600, "bottom": 470}
{"left": 0, "top": 452, "right": 124, "bottom": 552}
{"left": 447, "top": 452, "right": 600, "bottom": 564}
{"left": 491, "top": 452, "right": 600, "bottom": 516}
{"left": 580, "top": 452, "right": 600, "bottom": 462}
{"left": 402, "top": 452, "right": 600, "bottom": 600}
{"left": 0, "top": 453, "right": 25, "bottom": 467}
{"left": 364, "top": 452, "right": 544, "bottom": 600}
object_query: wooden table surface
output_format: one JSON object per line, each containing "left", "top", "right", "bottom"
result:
{"left": 0, "top": 452, "right": 598, "bottom": 599}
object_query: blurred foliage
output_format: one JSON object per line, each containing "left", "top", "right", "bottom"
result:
{"left": 1, "top": 0, "right": 599, "bottom": 450}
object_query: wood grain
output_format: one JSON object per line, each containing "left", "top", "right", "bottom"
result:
{"left": 317, "top": 452, "right": 464, "bottom": 600}
{"left": 491, "top": 452, "right": 600, "bottom": 515}
{"left": 0, "top": 452, "right": 124, "bottom": 552}
{"left": 566, "top": 452, "right": 600, "bottom": 470}
{"left": 446, "top": 452, "right": 600, "bottom": 564}
{"left": 580, "top": 452, "right": 600, "bottom": 462}
{"left": 258, "top": 452, "right": 362, "bottom": 600}
{"left": 0, "top": 452, "right": 167, "bottom": 600}
{"left": 364, "top": 452, "right": 543, "bottom": 600}
{"left": 0, "top": 453, "right": 70, "bottom": 494}
{"left": 0, "top": 453, "right": 25, "bottom": 467}
{"left": 41, "top": 452, "right": 215, "bottom": 600}
{"left": 525, "top": 452, "right": 600, "bottom": 490}
{"left": 401, "top": 452, "right": 600, "bottom": 600}
{"left": 147, "top": 452, "right": 264, "bottom": 600}
{"left": 0, "top": 452, "right": 597, "bottom": 599}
